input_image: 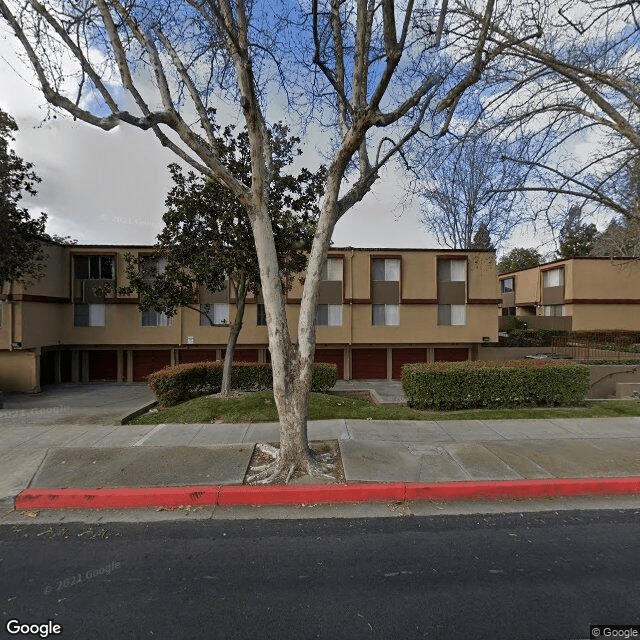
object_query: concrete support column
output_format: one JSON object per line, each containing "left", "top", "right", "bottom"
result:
{"left": 54, "top": 349, "right": 62, "bottom": 384}
{"left": 126, "top": 349, "right": 134, "bottom": 382}
{"left": 427, "top": 347, "right": 435, "bottom": 363}
{"left": 81, "top": 351, "right": 89, "bottom": 383}
{"left": 386, "top": 348, "right": 393, "bottom": 380}
{"left": 345, "top": 347, "right": 352, "bottom": 381}
{"left": 116, "top": 349, "right": 124, "bottom": 382}
{"left": 171, "top": 348, "right": 178, "bottom": 365}
{"left": 71, "top": 350, "right": 80, "bottom": 382}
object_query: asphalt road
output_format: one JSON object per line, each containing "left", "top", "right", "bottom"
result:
{"left": 1, "top": 510, "right": 640, "bottom": 640}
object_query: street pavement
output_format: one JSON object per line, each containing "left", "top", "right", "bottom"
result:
{"left": 2, "top": 383, "right": 640, "bottom": 517}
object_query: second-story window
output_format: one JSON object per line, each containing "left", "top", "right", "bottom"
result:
{"left": 543, "top": 267, "right": 564, "bottom": 288}
{"left": 317, "top": 257, "right": 343, "bottom": 326}
{"left": 371, "top": 258, "right": 400, "bottom": 282}
{"left": 500, "top": 277, "right": 514, "bottom": 293}
{"left": 200, "top": 303, "right": 229, "bottom": 326}
{"left": 74, "top": 255, "right": 114, "bottom": 280}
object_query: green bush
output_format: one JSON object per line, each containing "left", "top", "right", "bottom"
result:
{"left": 147, "top": 360, "right": 338, "bottom": 406}
{"left": 402, "top": 360, "right": 590, "bottom": 410}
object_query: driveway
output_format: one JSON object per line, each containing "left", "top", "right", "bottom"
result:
{"left": 1, "top": 383, "right": 156, "bottom": 426}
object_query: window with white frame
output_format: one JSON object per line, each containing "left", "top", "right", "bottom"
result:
{"left": 200, "top": 303, "right": 229, "bottom": 326}
{"left": 543, "top": 304, "right": 565, "bottom": 317}
{"left": 438, "top": 304, "right": 466, "bottom": 326}
{"left": 73, "top": 255, "right": 114, "bottom": 280}
{"left": 74, "top": 303, "right": 106, "bottom": 327}
{"left": 322, "top": 258, "right": 343, "bottom": 281}
{"left": 141, "top": 256, "right": 168, "bottom": 283}
{"left": 317, "top": 304, "right": 343, "bottom": 326}
{"left": 142, "top": 309, "right": 173, "bottom": 327}
{"left": 256, "top": 303, "right": 267, "bottom": 326}
{"left": 372, "top": 304, "right": 400, "bottom": 326}
{"left": 500, "top": 277, "right": 514, "bottom": 293}
{"left": 438, "top": 259, "right": 467, "bottom": 282}
{"left": 543, "top": 267, "right": 564, "bottom": 288}
{"left": 371, "top": 258, "right": 400, "bottom": 281}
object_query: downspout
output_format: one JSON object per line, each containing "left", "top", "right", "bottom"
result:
{"left": 348, "top": 249, "right": 354, "bottom": 380}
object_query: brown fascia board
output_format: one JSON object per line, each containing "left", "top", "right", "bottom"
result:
{"left": 499, "top": 255, "right": 640, "bottom": 277}
{"left": 69, "top": 244, "right": 495, "bottom": 253}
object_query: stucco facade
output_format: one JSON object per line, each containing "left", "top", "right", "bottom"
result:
{"left": 1, "top": 243, "right": 500, "bottom": 391}
{"left": 498, "top": 258, "right": 640, "bottom": 332}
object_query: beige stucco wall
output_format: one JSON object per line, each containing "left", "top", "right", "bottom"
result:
{"left": 571, "top": 259, "right": 640, "bottom": 301}
{"left": 570, "top": 304, "right": 640, "bottom": 331}
{"left": 0, "top": 350, "right": 38, "bottom": 392}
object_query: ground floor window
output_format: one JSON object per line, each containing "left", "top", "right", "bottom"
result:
{"left": 74, "top": 303, "right": 106, "bottom": 327}
{"left": 437, "top": 304, "right": 466, "bottom": 326}
{"left": 142, "top": 309, "right": 173, "bottom": 327}
{"left": 317, "top": 304, "right": 343, "bottom": 326}
{"left": 372, "top": 304, "right": 399, "bottom": 326}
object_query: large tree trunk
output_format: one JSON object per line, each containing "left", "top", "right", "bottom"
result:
{"left": 220, "top": 273, "right": 248, "bottom": 398}
{"left": 247, "top": 174, "right": 343, "bottom": 483}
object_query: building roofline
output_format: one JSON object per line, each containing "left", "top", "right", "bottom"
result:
{"left": 67, "top": 244, "right": 496, "bottom": 253}
{"left": 499, "top": 255, "right": 640, "bottom": 277}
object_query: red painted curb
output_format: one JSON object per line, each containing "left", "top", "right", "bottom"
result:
{"left": 15, "top": 486, "right": 220, "bottom": 510}
{"left": 404, "top": 477, "right": 640, "bottom": 501}
{"left": 13, "top": 477, "right": 640, "bottom": 510}
{"left": 218, "top": 483, "right": 406, "bottom": 506}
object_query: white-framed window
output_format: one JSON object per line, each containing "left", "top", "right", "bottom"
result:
{"left": 371, "top": 258, "right": 400, "bottom": 281}
{"left": 372, "top": 304, "right": 400, "bottom": 326}
{"left": 543, "top": 304, "right": 565, "bottom": 317}
{"left": 142, "top": 309, "right": 173, "bottom": 327}
{"left": 200, "top": 303, "right": 229, "bottom": 326}
{"left": 543, "top": 267, "right": 564, "bottom": 288}
{"left": 500, "top": 278, "right": 514, "bottom": 293}
{"left": 438, "top": 304, "right": 466, "bottom": 326}
{"left": 322, "top": 258, "right": 343, "bottom": 281}
{"left": 74, "top": 303, "right": 106, "bottom": 327}
{"left": 141, "top": 256, "right": 168, "bottom": 283}
{"left": 317, "top": 304, "right": 343, "bottom": 326}
{"left": 438, "top": 259, "right": 466, "bottom": 282}
{"left": 74, "top": 255, "right": 114, "bottom": 280}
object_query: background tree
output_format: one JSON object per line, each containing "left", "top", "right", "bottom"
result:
{"left": 590, "top": 218, "right": 640, "bottom": 258}
{"left": 415, "top": 133, "right": 528, "bottom": 250}
{"left": 0, "top": 107, "right": 47, "bottom": 292}
{"left": 557, "top": 205, "right": 598, "bottom": 258}
{"left": 120, "top": 124, "right": 324, "bottom": 397}
{"left": 497, "top": 247, "right": 542, "bottom": 274}
{"left": 453, "top": 1, "right": 640, "bottom": 228}
{"left": 0, "top": 0, "right": 506, "bottom": 482}
{"left": 471, "top": 223, "right": 495, "bottom": 251}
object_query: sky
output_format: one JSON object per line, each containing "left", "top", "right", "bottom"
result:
{"left": 0, "top": 34, "right": 441, "bottom": 251}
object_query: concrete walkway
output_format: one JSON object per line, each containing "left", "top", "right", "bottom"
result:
{"left": 2, "top": 382, "right": 640, "bottom": 512}
{"left": 3, "top": 415, "right": 640, "bottom": 502}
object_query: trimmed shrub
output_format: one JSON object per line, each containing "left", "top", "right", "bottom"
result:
{"left": 147, "top": 360, "right": 338, "bottom": 406}
{"left": 402, "top": 360, "right": 590, "bottom": 410}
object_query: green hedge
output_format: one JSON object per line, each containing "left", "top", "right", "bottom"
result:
{"left": 147, "top": 360, "right": 338, "bottom": 406}
{"left": 402, "top": 360, "right": 590, "bottom": 410}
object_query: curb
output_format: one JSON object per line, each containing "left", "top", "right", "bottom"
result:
{"left": 14, "top": 477, "right": 640, "bottom": 510}
{"left": 120, "top": 401, "right": 158, "bottom": 425}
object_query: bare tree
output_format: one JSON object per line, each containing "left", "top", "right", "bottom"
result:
{"left": 0, "top": 0, "right": 504, "bottom": 482}
{"left": 414, "top": 132, "right": 529, "bottom": 249}
{"left": 452, "top": 0, "right": 640, "bottom": 226}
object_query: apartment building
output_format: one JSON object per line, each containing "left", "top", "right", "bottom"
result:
{"left": 0, "top": 243, "right": 499, "bottom": 392}
{"left": 498, "top": 257, "right": 640, "bottom": 331}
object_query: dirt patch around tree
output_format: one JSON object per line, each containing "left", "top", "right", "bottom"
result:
{"left": 244, "top": 440, "right": 346, "bottom": 485}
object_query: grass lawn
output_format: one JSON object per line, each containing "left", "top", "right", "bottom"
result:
{"left": 129, "top": 390, "right": 640, "bottom": 424}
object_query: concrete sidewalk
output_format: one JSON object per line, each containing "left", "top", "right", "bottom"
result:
{"left": 3, "top": 413, "right": 640, "bottom": 510}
